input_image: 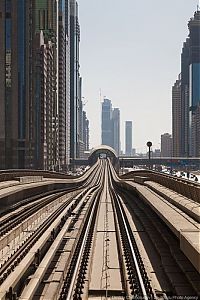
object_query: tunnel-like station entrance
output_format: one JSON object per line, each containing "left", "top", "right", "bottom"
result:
{"left": 88, "top": 145, "right": 119, "bottom": 170}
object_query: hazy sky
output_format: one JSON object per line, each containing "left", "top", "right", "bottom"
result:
{"left": 78, "top": 0, "right": 197, "bottom": 153}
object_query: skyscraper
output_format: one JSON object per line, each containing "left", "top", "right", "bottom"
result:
{"left": 101, "top": 99, "right": 121, "bottom": 154}
{"left": 188, "top": 9, "right": 200, "bottom": 156}
{"left": 32, "top": 0, "right": 59, "bottom": 170}
{"left": 58, "top": 0, "right": 67, "bottom": 168}
{"left": 125, "top": 121, "right": 133, "bottom": 156}
{"left": 180, "top": 39, "right": 190, "bottom": 157}
{"left": 65, "top": 0, "right": 71, "bottom": 167}
{"left": 83, "top": 111, "right": 89, "bottom": 151}
{"left": 0, "top": 0, "right": 60, "bottom": 169}
{"left": 172, "top": 75, "right": 182, "bottom": 157}
{"left": 0, "top": 0, "right": 33, "bottom": 169}
{"left": 172, "top": 8, "right": 200, "bottom": 158}
{"left": 112, "top": 108, "right": 120, "bottom": 155}
{"left": 101, "top": 99, "right": 113, "bottom": 147}
{"left": 69, "top": 0, "right": 81, "bottom": 160}
{"left": 33, "top": 32, "right": 56, "bottom": 169}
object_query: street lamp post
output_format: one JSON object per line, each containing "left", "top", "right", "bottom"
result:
{"left": 147, "top": 141, "right": 152, "bottom": 170}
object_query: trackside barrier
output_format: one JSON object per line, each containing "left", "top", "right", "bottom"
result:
{"left": 122, "top": 170, "right": 200, "bottom": 203}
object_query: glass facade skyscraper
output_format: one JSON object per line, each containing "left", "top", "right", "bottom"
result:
{"left": 188, "top": 10, "right": 200, "bottom": 156}
{"left": 189, "top": 64, "right": 200, "bottom": 109}
{"left": 180, "top": 39, "right": 190, "bottom": 157}
{"left": 69, "top": 0, "right": 82, "bottom": 160}
{"left": 0, "top": 0, "right": 32, "bottom": 168}
{"left": 101, "top": 99, "right": 120, "bottom": 154}
{"left": 101, "top": 99, "right": 113, "bottom": 148}
{"left": 172, "top": 9, "right": 200, "bottom": 157}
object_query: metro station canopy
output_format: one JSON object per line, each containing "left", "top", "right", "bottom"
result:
{"left": 88, "top": 145, "right": 118, "bottom": 167}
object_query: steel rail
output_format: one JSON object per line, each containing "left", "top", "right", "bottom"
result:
{"left": 115, "top": 193, "right": 148, "bottom": 299}
{"left": 0, "top": 195, "right": 80, "bottom": 300}
{"left": 107, "top": 161, "right": 153, "bottom": 298}
{"left": 0, "top": 161, "right": 103, "bottom": 242}
{"left": 0, "top": 191, "right": 70, "bottom": 237}
{"left": 0, "top": 187, "right": 73, "bottom": 219}
{"left": 64, "top": 189, "right": 101, "bottom": 299}
{"left": 59, "top": 162, "right": 105, "bottom": 299}
{"left": 0, "top": 162, "right": 104, "bottom": 299}
{"left": 0, "top": 161, "right": 100, "bottom": 220}
{"left": 0, "top": 183, "right": 102, "bottom": 300}
{"left": 0, "top": 183, "right": 97, "bottom": 283}
{"left": 19, "top": 184, "right": 102, "bottom": 299}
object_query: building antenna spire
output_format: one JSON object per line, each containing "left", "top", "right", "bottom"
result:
{"left": 99, "top": 88, "right": 101, "bottom": 103}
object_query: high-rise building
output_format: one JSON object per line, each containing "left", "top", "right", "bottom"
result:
{"left": 112, "top": 108, "right": 120, "bottom": 155}
{"left": 69, "top": 0, "right": 81, "bottom": 160}
{"left": 77, "top": 77, "right": 85, "bottom": 158}
{"left": 172, "top": 8, "right": 200, "bottom": 158}
{"left": 180, "top": 39, "right": 190, "bottom": 157}
{"left": 0, "top": 0, "right": 60, "bottom": 170}
{"left": 101, "top": 98, "right": 121, "bottom": 153}
{"left": 65, "top": 0, "right": 71, "bottom": 167}
{"left": 161, "top": 133, "right": 172, "bottom": 157}
{"left": 33, "top": 32, "right": 56, "bottom": 170}
{"left": 101, "top": 99, "right": 113, "bottom": 147}
{"left": 58, "top": 0, "right": 67, "bottom": 168}
{"left": 83, "top": 111, "right": 89, "bottom": 151}
{"left": 125, "top": 121, "right": 133, "bottom": 156}
{"left": 172, "top": 75, "right": 182, "bottom": 157}
{"left": 0, "top": 0, "right": 33, "bottom": 169}
{"left": 32, "top": 0, "right": 59, "bottom": 170}
{"left": 188, "top": 9, "right": 200, "bottom": 156}
{"left": 0, "top": 0, "right": 87, "bottom": 170}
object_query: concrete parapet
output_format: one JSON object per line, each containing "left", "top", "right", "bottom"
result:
{"left": 180, "top": 230, "right": 200, "bottom": 273}
{"left": 119, "top": 180, "right": 200, "bottom": 273}
{"left": 145, "top": 181, "right": 200, "bottom": 223}
{"left": 122, "top": 170, "right": 200, "bottom": 203}
{"left": 0, "top": 170, "right": 73, "bottom": 182}
{"left": 0, "top": 181, "right": 77, "bottom": 210}
{"left": 15, "top": 176, "right": 43, "bottom": 184}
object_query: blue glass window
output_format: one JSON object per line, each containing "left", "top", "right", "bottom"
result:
{"left": 189, "top": 63, "right": 200, "bottom": 108}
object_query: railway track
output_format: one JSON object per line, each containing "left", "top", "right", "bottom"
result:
{"left": 110, "top": 187, "right": 154, "bottom": 298}
{"left": 0, "top": 162, "right": 101, "bottom": 238}
{"left": 0, "top": 162, "right": 103, "bottom": 299}
{"left": 0, "top": 159, "right": 199, "bottom": 299}
{"left": 43, "top": 160, "right": 155, "bottom": 299}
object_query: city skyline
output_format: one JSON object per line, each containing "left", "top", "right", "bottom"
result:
{"left": 79, "top": 0, "right": 197, "bottom": 152}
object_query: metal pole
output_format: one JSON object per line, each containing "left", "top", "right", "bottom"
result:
{"left": 147, "top": 141, "right": 152, "bottom": 170}
{"left": 148, "top": 146, "right": 151, "bottom": 160}
{"left": 148, "top": 146, "right": 151, "bottom": 170}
